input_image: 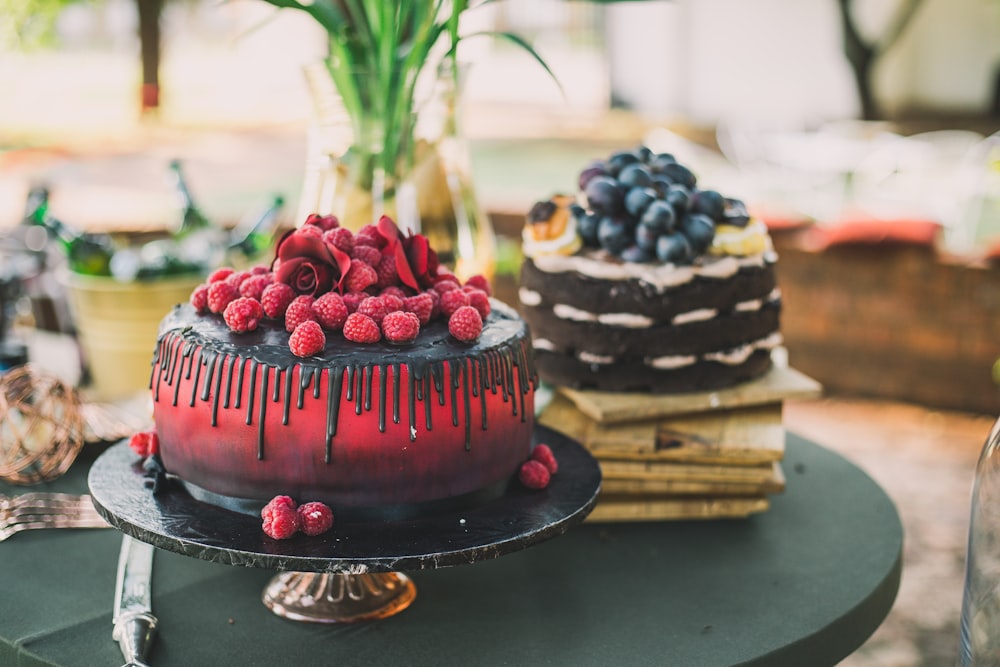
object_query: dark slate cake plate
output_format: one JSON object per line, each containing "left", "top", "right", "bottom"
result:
{"left": 88, "top": 426, "right": 601, "bottom": 574}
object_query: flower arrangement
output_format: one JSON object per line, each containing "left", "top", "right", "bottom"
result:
{"left": 188, "top": 214, "right": 494, "bottom": 356}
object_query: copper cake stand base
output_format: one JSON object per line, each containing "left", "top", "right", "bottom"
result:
{"left": 89, "top": 426, "right": 601, "bottom": 624}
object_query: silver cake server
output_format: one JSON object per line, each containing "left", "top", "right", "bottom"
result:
{"left": 112, "top": 535, "right": 158, "bottom": 667}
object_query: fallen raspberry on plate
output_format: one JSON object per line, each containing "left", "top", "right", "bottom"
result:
{"left": 519, "top": 459, "right": 551, "bottom": 490}
{"left": 128, "top": 431, "right": 160, "bottom": 458}
{"left": 289, "top": 320, "right": 326, "bottom": 357}
{"left": 297, "top": 501, "right": 334, "bottom": 536}
{"left": 448, "top": 305, "right": 483, "bottom": 342}
{"left": 382, "top": 311, "right": 420, "bottom": 344}
{"left": 531, "top": 443, "right": 558, "bottom": 475}
{"left": 262, "top": 495, "right": 300, "bottom": 540}
{"left": 223, "top": 297, "right": 264, "bottom": 333}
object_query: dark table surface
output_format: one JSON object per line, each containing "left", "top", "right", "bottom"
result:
{"left": 0, "top": 432, "right": 902, "bottom": 667}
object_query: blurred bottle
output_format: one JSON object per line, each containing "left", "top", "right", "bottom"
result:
{"left": 23, "top": 186, "right": 114, "bottom": 277}
{"left": 227, "top": 194, "right": 285, "bottom": 265}
{"left": 960, "top": 417, "right": 1000, "bottom": 665}
{"left": 168, "top": 159, "right": 226, "bottom": 270}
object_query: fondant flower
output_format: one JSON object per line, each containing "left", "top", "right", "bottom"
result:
{"left": 272, "top": 227, "right": 352, "bottom": 296}
{"left": 376, "top": 216, "right": 441, "bottom": 292}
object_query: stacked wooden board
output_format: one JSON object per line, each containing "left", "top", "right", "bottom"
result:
{"left": 537, "top": 365, "right": 822, "bottom": 521}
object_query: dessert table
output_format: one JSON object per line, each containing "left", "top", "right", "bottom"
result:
{"left": 0, "top": 432, "right": 902, "bottom": 667}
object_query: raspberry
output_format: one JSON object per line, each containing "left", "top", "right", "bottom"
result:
{"left": 343, "top": 312, "right": 381, "bottom": 344}
{"left": 403, "top": 293, "right": 434, "bottom": 326}
{"left": 312, "top": 293, "right": 349, "bottom": 330}
{"left": 381, "top": 292, "right": 404, "bottom": 313}
{"left": 297, "top": 501, "right": 334, "bottom": 536}
{"left": 239, "top": 274, "right": 272, "bottom": 301}
{"left": 128, "top": 430, "right": 160, "bottom": 458}
{"left": 374, "top": 253, "right": 398, "bottom": 289}
{"left": 224, "top": 297, "right": 265, "bottom": 333}
{"left": 208, "top": 267, "right": 235, "bottom": 283}
{"left": 465, "top": 288, "right": 491, "bottom": 320}
{"left": 342, "top": 292, "right": 365, "bottom": 314}
{"left": 519, "top": 460, "right": 551, "bottom": 490}
{"left": 207, "top": 281, "right": 240, "bottom": 314}
{"left": 304, "top": 213, "right": 340, "bottom": 231}
{"left": 530, "top": 443, "right": 558, "bottom": 475}
{"left": 260, "top": 282, "right": 296, "bottom": 319}
{"left": 285, "top": 295, "right": 317, "bottom": 333}
{"left": 439, "top": 289, "right": 470, "bottom": 317}
{"left": 296, "top": 224, "right": 323, "bottom": 239}
{"left": 434, "top": 270, "right": 458, "bottom": 286}
{"left": 323, "top": 227, "right": 354, "bottom": 256}
{"left": 464, "top": 274, "right": 492, "bottom": 296}
{"left": 351, "top": 244, "right": 382, "bottom": 267}
{"left": 224, "top": 270, "right": 251, "bottom": 289}
{"left": 262, "top": 496, "right": 300, "bottom": 540}
{"left": 289, "top": 320, "right": 326, "bottom": 357}
{"left": 381, "top": 285, "right": 407, "bottom": 300}
{"left": 358, "top": 295, "right": 390, "bottom": 324}
{"left": 190, "top": 283, "right": 209, "bottom": 313}
{"left": 343, "top": 262, "right": 378, "bottom": 293}
{"left": 249, "top": 264, "right": 271, "bottom": 275}
{"left": 426, "top": 289, "right": 441, "bottom": 319}
{"left": 448, "top": 305, "right": 483, "bottom": 342}
{"left": 434, "top": 279, "right": 461, "bottom": 295}
{"left": 354, "top": 224, "right": 384, "bottom": 248}
{"left": 382, "top": 311, "right": 420, "bottom": 344}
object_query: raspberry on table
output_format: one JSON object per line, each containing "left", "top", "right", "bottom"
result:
{"left": 531, "top": 443, "right": 558, "bottom": 475}
{"left": 357, "top": 295, "right": 391, "bottom": 324}
{"left": 313, "top": 293, "right": 349, "bottom": 330}
{"left": 343, "top": 312, "right": 381, "bottom": 344}
{"left": 323, "top": 227, "right": 354, "bottom": 256}
{"left": 128, "top": 430, "right": 160, "bottom": 458}
{"left": 351, "top": 244, "right": 382, "bottom": 267}
{"left": 344, "top": 262, "right": 378, "bottom": 293}
{"left": 208, "top": 267, "right": 235, "bottom": 283}
{"left": 464, "top": 274, "right": 492, "bottom": 296}
{"left": 224, "top": 297, "right": 265, "bottom": 333}
{"left": 465, "top": 288, "right": 491, "bottom": 320}
{"left": 289, "top": 320, "right": 326, "bottom": 357}
{"left": 207, "top": 281, "right": 240, "bottom": 314}
{"left": 519, "top": 460, "right": 551, "bottom": 490}
{"left": 448, "top": 305, "right": 483, "bottom": 342}
{"left": 382, "top": 311, "right": 420, "bottom": 344}
{"left": 297, "top": 501, "right": 334, "bottom": 536}
{"left": 190, "top": 283, "right": 209, "bottom": 313}
{"left": 261, "top": 282, "right": 296, "bottom": 319}
{"left": 239, "top": 274, "right": 272, "bottom": 301}
{"left": 262, "top": 495, "right": 300, "bottom": 540}
{"left": 403, "top": 293, "right": 434, "bottom": 326}
{"left": 285, "top": 295, "right": 318, "bottom": 333}
{"left": 439, "top": 289, "right": 470, "bottom": 317}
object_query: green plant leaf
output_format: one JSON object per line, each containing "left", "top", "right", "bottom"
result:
{"left": 464, "top": 29, "right": 565, "bottom": 100}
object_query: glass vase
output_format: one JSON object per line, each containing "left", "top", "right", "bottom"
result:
{"left": 297, "top": 59, "right": 496, "bottom": 282}
{"left": 960, "top": 417, "right": 1000, "bottom": 665}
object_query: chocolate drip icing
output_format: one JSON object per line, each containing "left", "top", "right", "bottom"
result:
{"left": 152, "top": 301, "right": 537, "bottom": 465}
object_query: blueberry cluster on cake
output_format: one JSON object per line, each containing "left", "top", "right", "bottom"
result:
{"left": 146, "top": 215, "right": 542, "bottom": 527}
{"left": 518, "top": 147, "right": 782, "bottom": 393}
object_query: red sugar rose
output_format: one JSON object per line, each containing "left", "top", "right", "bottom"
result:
{"left": 375, "top": 216, "right": 441, "bottom": 292}
{"left": 272, "top": 226, "right": 351, "bottom": 297}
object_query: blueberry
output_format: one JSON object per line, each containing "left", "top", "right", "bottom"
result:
{"left": 661, "top": 162, "right": 697, "bottom": 189}
{"left": 656, "top": 232, "right": 693, "bottom": 265}
{"left": 639, "top": 199, "right": 677, "bottom": 234}
{"left": 634, "top": 222, "right": 659, "bottom": 253}
{"left": 649, "top": 153, "right": 677, "bottom": 174}
{"left": 665, "top": 184, "right": 691, "bottom": 213}
{"left": 617, "top": 163, "right": 654, "bottom": 190}
{"left": 651, "top": 176, "right": 673, "bottom": 198}
{"left": 722, "top": 198, "right": 751, "bottom": 227}
{"left": 606, "top": 151, "right": 640, "bottom": 177}
{"left": 624, "top": 186, "right": 658, "bottom": 218}
{"left": 620, "top": 245, "right": 653, "bottom": 263}
{"left": 597, "top": 216, "right": 632, "bottom": 254}
{"left": 576, "top": 210, "right": 601, "bottom": 247}
{"left": 635, "top": 145, "right": 654, "bottom": 164}
{"left": 692, "top": 189, "right": 725, "bottom": 221}
{"left": 578, "top": 161, "right": 608, "bottom": 191}
{"left": 584, "top": 175, "right": 625, "bottom": 215}
{"left": 680, "top": 212, "right": 715, "bottom": 252}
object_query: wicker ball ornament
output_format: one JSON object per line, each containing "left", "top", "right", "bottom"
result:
{"left": 0, "top": 365, "right": 85, "bottom": 485}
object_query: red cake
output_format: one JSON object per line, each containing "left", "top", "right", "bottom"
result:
{"left": 149, "top": 215, "right": 537, "bottom": 518}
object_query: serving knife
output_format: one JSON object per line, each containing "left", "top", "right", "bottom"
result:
{"left": 112, "top": 535, "right": 158, "bottom": 667}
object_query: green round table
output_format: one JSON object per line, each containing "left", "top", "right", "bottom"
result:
{"left": 0, "top": 433, "right": 902, "bottom": 667}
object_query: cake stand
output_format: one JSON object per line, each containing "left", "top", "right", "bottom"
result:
{"left": 88, "top": 426, "right": 601, "bottom": 623}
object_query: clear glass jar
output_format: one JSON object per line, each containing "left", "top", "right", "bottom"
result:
{"left": 960, "top": 417, "right": 1000, "bottom": 665}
